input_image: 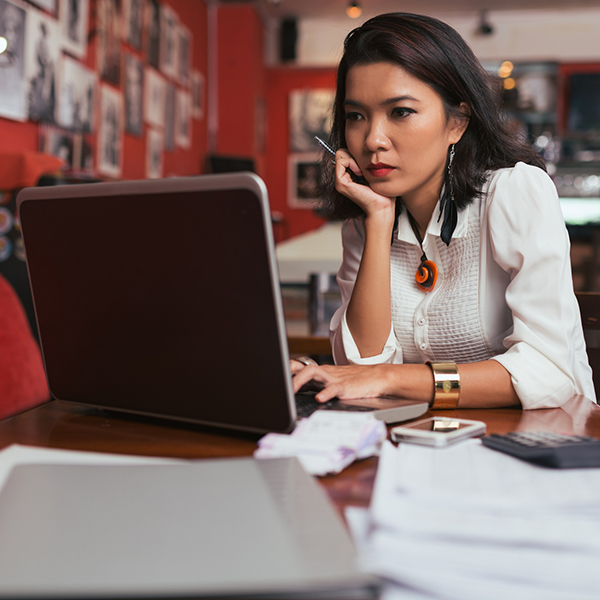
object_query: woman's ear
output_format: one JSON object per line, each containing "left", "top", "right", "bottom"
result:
{"left": 449, "top": 102, "right": 471, "bottom": 144}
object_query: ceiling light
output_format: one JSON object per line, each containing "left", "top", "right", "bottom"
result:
{"left": 0, "top": 37, "right": 7, "bottom": 55}
{"left": 346, "top": 2, "right": 362, "bottom": 19}
{"left": 477, "top": 10, "right": 494, "bottom": 36}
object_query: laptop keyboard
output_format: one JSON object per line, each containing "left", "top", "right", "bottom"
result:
{"left": 295, "top": 393, "right": 374, "bottom": 418}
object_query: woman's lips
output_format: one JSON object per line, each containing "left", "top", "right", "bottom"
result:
{"left": 367, "top": 163, "right": 395, "bottom": 177}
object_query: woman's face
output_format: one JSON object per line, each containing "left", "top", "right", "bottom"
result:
{"left": 344, "top": 62, "right": 466, "bottom": 210}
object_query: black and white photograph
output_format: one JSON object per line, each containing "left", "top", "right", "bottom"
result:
{"left": 159, "top": 3, "right": 178, "bottom": 79}
{"left": 123, "top": 0, "right": 142, "bottom": 50}
{"left": 175, "top": 88, "right": 191, "bottom": 150}
{"left": 39, "top": 124, "right": 74, "bottom": 168}
{"left": 164, "top": 82, "right": 175, "bottom": 151}
{"left": 289, "top": 89, "right": 335, "bottom": 153}
{"left": 97, "top": 84, "right": 123, "bottom": 178}
{"left": 25, "top": 10, "right": 59, "bottom": 123}
{"left": 59, "top": 0, "right": 89, "bottom": 59}
{"left": 190, "top": 69, "right": 204, "bottom": 120}
{"left": 287, "top": 153, "right": 322, "bottom": 209}
{"left": 177, "top": 24, "right": 191, "bottom": 86}
{"left": 0, "top": 0, "right": 27, "bottom": 121}
{"left": 146, "top": 0, "right": 160, "bottom": 69}
{"left": 146, "top": 127, "right": 163, "bottom": 179}
{"left": 144, "top": 67, "right": 166, "bottom": 128}
{"left": 28, "top": 0, "right": 57, "bottom": 15}
{"left": 124, "top": 52, "right": 143, "bottom": 136}
{"left": 97, "top": 0, "right": 120, "bottom": 85}
{"left": 73, "top": 134, "right": 94, "bottom": 172}
{"left": 57, "top": 55, "right": 96, "bottom": 132}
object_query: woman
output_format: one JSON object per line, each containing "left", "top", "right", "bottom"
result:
{"left": 291, "top": 13, "right": 595, "bottom": 410}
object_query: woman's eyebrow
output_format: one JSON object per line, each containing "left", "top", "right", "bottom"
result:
{"left": 343, "top": 95, "right": 420, "bottom": 108}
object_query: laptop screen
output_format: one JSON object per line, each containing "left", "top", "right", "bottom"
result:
{"left": 18, "top": 174, "right": 296, "bottom": 434}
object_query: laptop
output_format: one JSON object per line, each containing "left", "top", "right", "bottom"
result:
{"left": 0, "top": 457, "right": 378, "bottom": 598}
{"left": 17, "top": 173, "right": 427, "bottom": 434}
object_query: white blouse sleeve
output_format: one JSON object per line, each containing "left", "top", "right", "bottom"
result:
{"left": 486, "top": 163, "right": 591, "bottom": 409}
{"left": 329, "top": 219, "right": 398, "bottom": 366}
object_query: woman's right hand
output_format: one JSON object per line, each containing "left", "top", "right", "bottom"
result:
{"left": 334, "top": 148, "right": 395, "bottom": 220}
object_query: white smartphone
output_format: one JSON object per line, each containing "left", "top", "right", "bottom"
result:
{"left": 390, "top": 416, "right": 486, "bottom": 447}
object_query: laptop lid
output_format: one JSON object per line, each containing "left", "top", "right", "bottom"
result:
{"left": 17, "top": 173, "right": 297, "bottom": 434}
{"left": 0, "top": 457, "right": 377, "bottom": 598}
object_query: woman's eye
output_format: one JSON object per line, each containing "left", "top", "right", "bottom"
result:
{"left": 392, "top": 107, "right": 415, "bottom": 118}
{"left": 344, "top": 112, "right": 363, "bottom": 122}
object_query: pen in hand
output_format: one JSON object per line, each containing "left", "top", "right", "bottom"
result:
{"left": 314, "top": 136, "right": 368, "bottom": 185}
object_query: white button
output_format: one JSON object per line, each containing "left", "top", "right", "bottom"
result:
{"left": 419, "top": 342, "right": 428, "bottom": 350}
{"left": 418, "top": 317, "right": 426, "bottom": 326}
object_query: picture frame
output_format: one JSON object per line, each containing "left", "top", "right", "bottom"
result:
{"left": 124, "top": 53, "right": 143, "bottom": 136}
{"left": 144, "top": 67, "right": 167, "bottom": 129}
{"left": 191, "top": 70, "right": 204, "bottom": 120}
{"left": 0, "top": 0, "right": 27, "bottom": 122}
{"left": 146, "top": 127, "right": 164, "bottom": 179}
{"left": 56, "top": 55, "right": 96, "bottom": 132}
{"left": 97, "top": 84, "right": 123, "bottom": 178}
{"left": 122, "top": 0, "right": 143, "bottom": 50}
{"left": 289, "top": 89, "right": 335, "bottom": 153}
{"left": 287, "top": 153, "right": 323, "bottom": 209}
{"left": 159, "top": 3, "right": 178, "bottom": 79}
{"left": 175, "top": 88, "right": 191, "bottom": 149}
{"left": 145, "top": 0, "right": 161, "bottom": 69}
{"left": 25, "top": 8, "right": 60, "bottom": 123}
{"left": 59, "top": 0, "right": 89, "bottom": 59}
{"left": 97, "top": 0, "right": 120, "bottom": 85}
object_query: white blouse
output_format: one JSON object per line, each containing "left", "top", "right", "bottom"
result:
{"left": 330, "top": 162, "right": 596, "bottom": 410}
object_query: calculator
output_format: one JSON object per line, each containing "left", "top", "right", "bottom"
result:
{"left": 481, "top": 431, "right": 600, "bottom": 468}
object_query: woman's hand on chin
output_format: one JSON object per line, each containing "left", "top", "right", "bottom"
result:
{"left": 334, "top": 149, "right": 395, "bottom": 219}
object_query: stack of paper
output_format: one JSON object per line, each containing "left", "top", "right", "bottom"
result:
{"left": 345, "top": 439, "right": 600, "bottom": 600}
{"left": 254, "top": 411, "right": 387, "bottom": 476}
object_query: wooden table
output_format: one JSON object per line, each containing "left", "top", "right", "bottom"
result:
{"left": 1, "top": 396, "right": 600, "bottom": 516}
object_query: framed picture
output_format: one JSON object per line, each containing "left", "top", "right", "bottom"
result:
{"left": 97, "top": 85, "right": 123, "bottom": 178}
{"left": 146, "top": 128, "right": 163, "bottom": 179}
{"left": 159, "top": 4, "right": 178, "bottom": 79}
{"left": 144, "top": 67, "right": 166, "bottom": 129}
{"left": 25, "top": 9, "right": 60, "bottom": 123}
{"left": 28, "top": 0, "right": 57, "bottom": 14}
{"left": 289, "top": 89, "right": 334, "bottom": 153}
{"left": 97, "top": 0, "right": 120, "bottom": 85}
{"left": 164, "top": 82, "right": 175, "bottom": 151}
{"left": 122, "top": 0, "right": 143, "bottom": 49}
{"left": 191, "top": 70, "right": 204, "bottom": 120}
{"left": 56, "top": 55, "right": 96, "bottom": 132}
{"left": 39, "top": 124, "right": 74, "bottom": 168}
{"left": 59, "top": 0, "right": 89, "bottom": 59}
{"left": 177, "top": 24, "right": 191, "bottom": 86}
{"left": 287, "top": 153, "right": 323, "bottom": 209}
{"left": 175, "top": 88, "right": 191, "bottom": 149}
{"left": 145, "top": 0, "right": 160, "bottom": 69}
{"left": 0, "top": 0, "right": 27, "bottom": 122}
{"left": 124, "top": 53, "right": 143, "bottom": 136}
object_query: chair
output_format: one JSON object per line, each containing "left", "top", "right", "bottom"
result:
{"left": 575, "top": 291, "right": 600, "bottom": 398}
{"left": 0, "top": 274, "right": 49, "bottom": 421}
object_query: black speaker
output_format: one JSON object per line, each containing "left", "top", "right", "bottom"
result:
{"left": 280, "top": 18, "right": 297, "bottom": 62}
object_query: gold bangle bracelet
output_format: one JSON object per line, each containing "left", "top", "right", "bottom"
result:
{"left": 426, "top": 361, "right": 460, "bottom": 410}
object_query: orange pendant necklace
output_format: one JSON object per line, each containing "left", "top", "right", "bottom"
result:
{"left": 408, "top": 213, "right": 438, "bottom": 292}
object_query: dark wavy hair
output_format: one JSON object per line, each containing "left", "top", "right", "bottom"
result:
{"left": 320, "top": 13, "right": 545, "bottom": 229}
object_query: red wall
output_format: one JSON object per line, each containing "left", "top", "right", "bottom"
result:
{"left": 263, "top": 67, "right": 337, "bottom": 239}
{"left": 0, "top": 0, "right": 208, "bottom": 181}
{"left": 216, "top": 4, "right": 264, "bottom": 171}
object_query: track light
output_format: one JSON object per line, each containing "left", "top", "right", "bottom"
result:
{"left": 477, "top": 10, "right": 494, "bottom": 36}
{"left": 346, "top": 2, "right": 362, "bottom": 19}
